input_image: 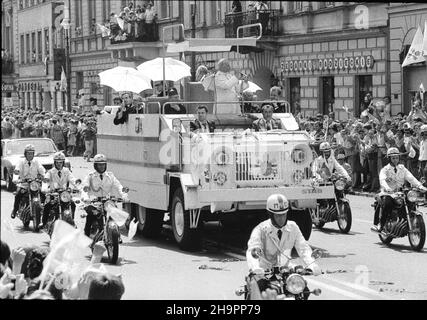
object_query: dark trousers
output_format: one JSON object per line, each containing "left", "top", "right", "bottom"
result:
{"left": 42, "top": 201, "right": 76, "bottom": 225}
{"left": 367, "top": 157, "right": 379, "bottom": 191}
{"left": 13, "top": 189, "right": 45, "bottom": 214}
{"left": 84, "top": 205, "right": 98, "bottom": 237}
{"left": 374, "top": 195, "right": 394, "bottom": 227}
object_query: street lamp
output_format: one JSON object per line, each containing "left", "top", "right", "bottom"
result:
{"left": 61, "top": 1, "right": 71, "bottom": 112}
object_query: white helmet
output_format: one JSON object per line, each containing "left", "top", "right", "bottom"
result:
{"left": 386, "top": 147, "right": 400, "bottom": 158}
{"left": 266, "top": 194, "right": 289, "bottom": 215}
{"left": 319, "top": 141, "right": 331, "bottom": 152}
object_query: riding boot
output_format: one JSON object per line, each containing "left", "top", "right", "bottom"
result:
{"left": 11, "top": 191, "right": 23, "bottom": 218}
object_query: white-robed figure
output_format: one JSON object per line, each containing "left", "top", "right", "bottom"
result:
{"left": 246, "top": 194, "right": 321, "bottom": 275}
{"left": 312, "top": 142, "right": 350, "bottom": 181}
{"left": 214, "top": 58, "right": 248, "bottom": 115}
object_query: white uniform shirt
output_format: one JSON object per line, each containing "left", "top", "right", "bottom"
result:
{"left": 379, "top": 163, "right": 422, "bottom": 192}
{"left": 82, "top": 171, "right": 126, "bottom": 200}
{"left": 14, "top": 159, "right": 45, "bottom": 187}
{"left": 246, "top": 220, "right": 317, "bottom": 271}
{"left": 312, "top": 155, "right": 350, "bottom": 181}
{"left": 44, "top": 167, "right": 77, "bottom": 190}
{"left": 419, "top": 139, "right": 427, "bottom": 161}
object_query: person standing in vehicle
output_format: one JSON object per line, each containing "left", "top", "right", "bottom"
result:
{"left": 10, "top": 145, "right": 46, "bottom": 219}
{"left": 312, "top": 142, "right": 350, "bottom": 182}
{"left": 81, "top": 154, "right": 128, "bottom": 237}
{"left": 371, "top": 147, "right": 427, "bottom": 232}
{"left": 40, "top": 152, "right": 79, "bottom": 228}
{"left": 113, "top": 92, "right": 138, "bottom": 125}
{"left": 246, "top": 194, "right": 321, "bottom": 275}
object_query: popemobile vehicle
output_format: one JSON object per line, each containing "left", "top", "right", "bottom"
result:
{"left": 97, "top": 24, "right": 336, "bottom": 250}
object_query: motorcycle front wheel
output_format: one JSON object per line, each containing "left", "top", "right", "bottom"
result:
{"left": 408, "top": 215, "right": 426, "bottom": 251}
{"left": 105, "top": 226, "right": 119, "bottom": 264}
{"left": 32, "top": 201, "right": 42, "bottom": 232}
{"left": 337, "top": 201, "right": 352, "bottom": 234}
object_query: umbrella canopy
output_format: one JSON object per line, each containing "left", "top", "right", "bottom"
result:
{"left": 137, "top": 57, "right": 191, "bottom": 82}
{"left": 99, "top": 66, "right": 152, "bottom": 94}
{"left": 243, "top": 81, "right": 262, "bottom": 93}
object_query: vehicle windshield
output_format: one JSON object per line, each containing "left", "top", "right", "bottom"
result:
{"left": 6, "top": 139, "right": 57, "bottom": 156}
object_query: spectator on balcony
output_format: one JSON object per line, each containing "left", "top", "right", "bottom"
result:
{"left": 231, "top": 1, "right": 243, "bottom": 38}
{"left": 144, "top": 2, "right": 158, "bottom": 41}
{"left": 135, "top": 6, "right": 146, "bottom": 41}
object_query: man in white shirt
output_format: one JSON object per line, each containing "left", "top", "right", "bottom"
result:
{"left": 11, "top": 144, "right": 46, "bottom": 218}
{"left": 312, "top": 142, "right": 350, "bottom": 181}
{"left": 418, "top": 125, "right": 427, "bottom": 182}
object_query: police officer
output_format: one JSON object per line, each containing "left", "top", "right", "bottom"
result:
{"left": 372, "top": 147, "right": 427, "bottom": 232}
{"left": 40, "top": 152, "right": 79, "bottom": 228}
{"left": 11, "top": 144, "right": 45, "bottom": 219}
{"left": 312, "top": 142, "right": 350, "bottom": 181}
{"left": 81, "top": 154, "right": 128, "bottom": 236}
{"left": 246, "top": 194, "right": 321, "bottom": 275}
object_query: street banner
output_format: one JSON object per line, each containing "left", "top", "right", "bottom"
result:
{"left": 60, "top": 66, "right": 67, "bottom": 91}
{"left": 423, "top": 20, "right": 427, "bottom": 57}
{"left": 402, "top": 25, "right": 426, "bottom": 67}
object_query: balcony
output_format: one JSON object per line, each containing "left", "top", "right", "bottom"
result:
{"left": 225, "top": 10, "right": 280, "bottom": 38}
{"left": 2, "top": 59, "right": 14, "bottom": 75}
{"left": 109, "top": 22, "right": 159, "bottom": 45}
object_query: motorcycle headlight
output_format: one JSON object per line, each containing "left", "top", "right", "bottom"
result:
{"left": 30, "top": 181, "right": 39, "bottom": 192}
{"left": 60, "top": 191, "right": 71, "bottom": 203}
{"left": 394, "top": 197, "right": 404, "bottom": 207}
{"left": 407, "top": 190, "right": 423, "bottom": 203}
{"left": 286, "top": 274, "right": 306, "bottom": 295}
{"left": 335, "top": 179, "right": 346, "bottom": 191}
{"left": 213, "top": 171, "right": 227, "bottom": 186}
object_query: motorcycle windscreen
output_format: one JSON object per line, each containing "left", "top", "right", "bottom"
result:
{"left": 105, "top": 205, "right": 129, "bottom": 227}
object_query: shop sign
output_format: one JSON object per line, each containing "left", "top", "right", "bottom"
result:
{"left": 280, "top": 55, "right": 375, "bottom": 73}
{"left": 17, "top": 82, "right": 43, "bottom": 91}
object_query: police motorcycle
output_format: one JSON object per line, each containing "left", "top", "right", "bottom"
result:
{"left": 81, "top": 189, "right": 129, "bottom": 264}
{"left": 43, "top": 182, "right": 81, "bottom": 238}
{"left": 372, "top": 187, "right": 426, "bottom": 251}
{"left": 235, "top": 249, "right": 323, "bottom": 300}
{"left": 14, "top": 177, "right": 44, "bottom": 232}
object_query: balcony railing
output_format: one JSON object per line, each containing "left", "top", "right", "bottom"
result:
{"left": 225, "top": 10, "right": 280, "bottom": 38}
{"left": 2, "top": 59, "right": 14, "bottom": 75}
{"left": 109, "top": 21, "right": 159, "bottom": 45}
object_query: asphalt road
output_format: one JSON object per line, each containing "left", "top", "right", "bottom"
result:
{"left": 1, "top": 157, "right": 426, "bottom": 300}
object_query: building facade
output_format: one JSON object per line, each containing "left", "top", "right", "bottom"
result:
{"left": 2, "top": 0, "right": 17, "bottom": 109}
{"left": 389, "top": 3, "right": 427, "bottom": 115}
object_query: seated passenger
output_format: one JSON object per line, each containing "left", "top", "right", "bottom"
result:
{"left": 252, "top": 104, "right": 283, "bottom": 132}
{"left": 164, "top": 88, "right": 186, "bottom": 114}
{"left": 190, "top": 105, "right": 216, "bottom": 133}
{"left": 113, "top": 92, "right": 138, "bottom": 125}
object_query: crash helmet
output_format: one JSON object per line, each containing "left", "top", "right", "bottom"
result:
{"left": 319, "top": 142, "right": 331, "bottom": 152}
{"left": 336, "top": 153, "right": 346, "bottom": 161}
{"left": 24, "top": 144, "right": 36, "bottom": 159}
{"left": 386, "top": 147, "right": 400, "bottom": 158}
{"left": 93, "top": 154, "right": 107, "bottom": 174}
{"left": 266, "top": 194, "right": 289, "bottom": 215}
{"left": 53, "top": 151, "right": 66, "bottom": 170}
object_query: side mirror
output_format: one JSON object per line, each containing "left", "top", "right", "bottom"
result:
{"left": 75, "top": 179, "right": 82, "bottom": 185}
{"left": 311, "top": 249, "right": 323, "bottom": 260}
{"left": 122, "top": 187, "right": 129, "bottom": 193}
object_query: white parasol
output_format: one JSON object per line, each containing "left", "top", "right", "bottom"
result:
{"left": 136, "top": 57, "right": 191, "bottom": 82}
{"left": 99, "top": 66, "right": 152, "bottom": 94}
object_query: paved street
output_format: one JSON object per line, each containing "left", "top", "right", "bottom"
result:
{"left": 1, "top": 157, "right": 427, "bottom": 300}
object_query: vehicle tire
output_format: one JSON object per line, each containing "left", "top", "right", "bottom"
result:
{"left": 288, "top": 209, "right": 312, "bottom": 240}
{"left": 32, "top": 202, "right": 42, "bottom": 232}
{"left": 20, "top": 203, "right": 30, "bottom": 229}
{"left": 136, "top": 205, "right": 164, "bottom": 238}
{"left": 337, "top": 201, "right": 352, "bottom": 234}
{"left": 170, "top": 187, "right": 201, "bottom": 251}
{"left": 408, "top": 215, "right": 426, "bottom": 251}
{"left": 5, "top": 169, "right": 16, "bottom": 192}
{"left": 106, "top": 227, "right": 120, "bottom": 264}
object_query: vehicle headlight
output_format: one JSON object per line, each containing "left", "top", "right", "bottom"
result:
{"left": 60, "top": 191, "right": 71, "bottom": 203}
{"left": 335, "top": 179, "right": 346, "bottom": 191}
{"left": 293, "top": 170, "right": 304, "bottom": 184}
{"left": 215, "top": 151, "right": 229, "bottom": 166}
{"left": 407, "top": 190, "right": 423, "bottom": 203}
{"left": 30, "top": 181, "right": 39, "bottom": 191}
{"left": 291, "top": 148, "right": 306, "bottom": 164}
{"left": 213, "top": 171, "right": 227, "bottom": 186}
{"left": 394, "top": 197, "right": 404, "bottom": 207}
{"left": 286, "top": 274, "right": 306, "bottom": 295}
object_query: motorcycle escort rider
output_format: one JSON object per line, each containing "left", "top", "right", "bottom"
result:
{"left": 371, "top": 147, "right": 427, "bottom": 232}
{"left": 312, "top": 142, "right": 350, "bottom": 182}
{"left": 40, "top": 152, "right": 80, "bottom": 229}
{"left": 10, "top": 144, "right": 45, "bottom": 219}
{"left": 80, "top": 154, "right": 128, "bottom": 237}
{"left": 246, "top": 194, "right": 322, "bottom": 275}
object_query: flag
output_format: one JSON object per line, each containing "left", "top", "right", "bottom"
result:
{"left": 97, "top": 23, "right": 111, "bottom": 37}
{"left": 402, "top": 25, "right": 426, "bottom": 67}
{"left": 60, "top": 66, "right": 67, "bottom": 91}
{"left": 421, "top": 83, "right": 425, "bottom": 95}
{"left": 423, "top": 21, "right": 427, "bottom": 57}
{"left": 116, "top": 16, "right": 125, "bottom": 30}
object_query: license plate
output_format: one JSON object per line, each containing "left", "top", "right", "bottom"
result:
{"left": 302, "top": 188, "right": 323, "bottom": 195}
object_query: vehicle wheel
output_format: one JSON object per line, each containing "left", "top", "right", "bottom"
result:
{"left": 32, "top": 202, "right": 42, "bottom": 232}
{"left": 288, "top": 209, "right": 312, "bottom": 240}
{"left": 170, "top": 188, "right": 201, "bottom": 251}
{"left": 136, "top": 205, "right": 164, "bottom": 238}
{"left": 337, "top": 201, "right": 352, "bottom": 234}
{"left": 408, "top": 215, "right": 426, "bottom": 251}
{"left": 20, "top": 204, "right": 30, "bottom": 229}
{"left": 5, "top": 169, "right": 16, "bottom": 192}
{"left": 106, "top": 227, "right": 119, "bottom": 264}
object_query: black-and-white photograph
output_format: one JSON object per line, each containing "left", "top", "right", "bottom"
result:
{"left": 1, "top": 0, "right": 427, "bottom": 305}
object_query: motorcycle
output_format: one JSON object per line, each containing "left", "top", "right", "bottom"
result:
{"left": 44, "top": 187, "right": 81, "bottom": 238}
{"left": 372, "top": 188, "right": 426, "bottom": 251}
{"left": 82, "top": 194, "right": 128, "bottom": 264}
{"left": 310, "top": 174, "right": 352, "bottom": 233}
{"left": 14, "top": 178, "right": 43, "bottom": 232}
{"left": 235, "top": 250, "right": 322, "bottom": 300}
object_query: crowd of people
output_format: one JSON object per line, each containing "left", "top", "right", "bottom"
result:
{"left": 1, "top": 105, "right": 99, "bottom": 161}
{"left": 97, "top": 1, "right": 158, "bottom": 43}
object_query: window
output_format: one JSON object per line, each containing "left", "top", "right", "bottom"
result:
{"left": 26, "top": 34, "right": 30, "bottom": 63}
{"left": 103, "top": 86, "right": 112, "bottom": 106}
{"left": 356, "top": 75, "right": 372, "bottom": 116}
{"left": 44, "top": 28, "right": 49, "bottom": 59}
{"left": 20, "top": 34, "right": 25, "bottom": 63}
{"left": 88, "top": 0, "right": 96, "bottom": 34}
{"left": 19, "top": 0, "right": 23, "bottom": 10}
{"left": 31, "top": 32, "right": 36, "bottom": 62}
{"left": 289, "top": 78, "right": 301, "bottom": 114}
{"left": 90, "top": 82, "right": 98, "bottom": 94}
{"left": 76, "top": 72, "right": 84, "bottom": 91}
{"left": 321, "top": 77, "right": 335, "bottom": 114}
{"left": 294, "top": 2, "right": 303, "bottom": 12}
{"left": 102, "top": 0, "right": 111, "bottom": 24}
{"left": 75, "top": 0, "right": 83, "bottom": 32}
{"left": 160, "top": 0, "right": 171, "bottom": 19}
{"left": 37, "top": 31, "right": 42, "bottom": 61}
{"left": 210, "top": 1, "right": 221, "bottom": 24}
{"left": 325, "top": 2, "right": 335, "bottom": 7}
